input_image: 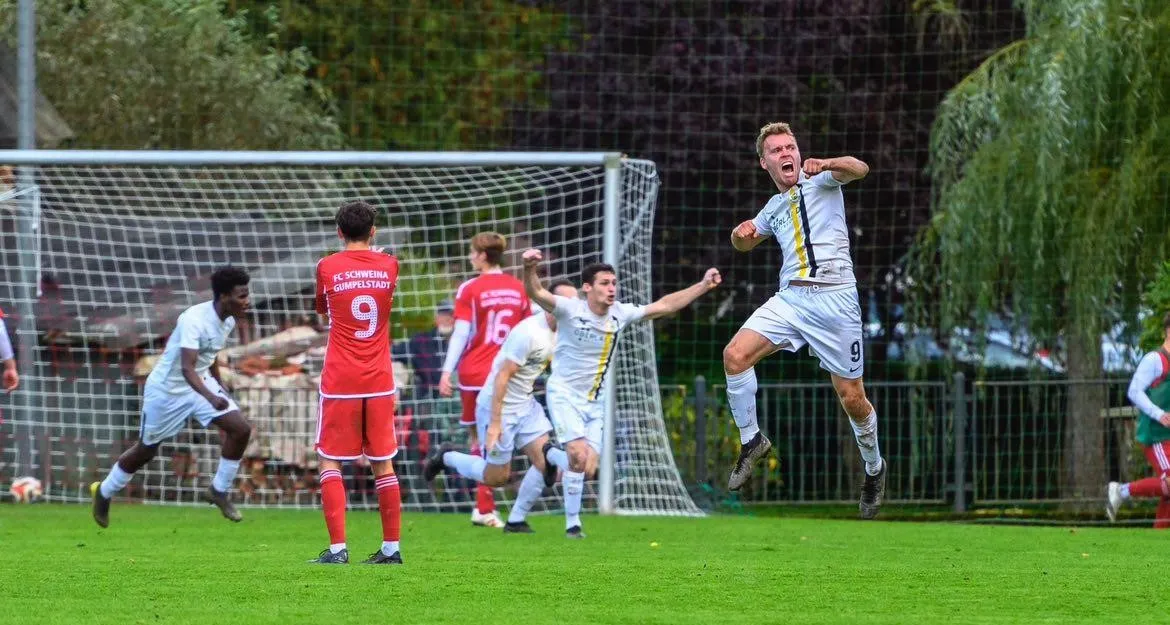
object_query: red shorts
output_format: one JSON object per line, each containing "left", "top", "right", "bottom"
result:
{"left": 459, "top": 388, "right": 480, "bottom": 426}
{"left": 316, "top": 394, "right": 398, "bottom": 461}
{"left": 1145, "top": 441, "right": 1170, "bottom": 477}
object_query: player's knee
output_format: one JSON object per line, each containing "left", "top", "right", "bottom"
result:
{"left": 723, "top": 343, "right": 750, "bottom": 374}
{"left": 567, "top": 448, "right": 589, "bottom": 471}
{"left": 482, "top": 467, "right": 508, "bottom": 487}
{"left": 231, "top": 418, "right": 253, "bottom": 442}
{"left": 836, "top": 386, "right": 869, "bottom": 418}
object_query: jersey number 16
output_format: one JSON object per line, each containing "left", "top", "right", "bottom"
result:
{"left": 484, "top": 309, "right": 514, "bottom": 345}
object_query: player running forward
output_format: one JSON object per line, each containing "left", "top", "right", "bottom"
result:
{"left": 423, "top": 280, "right": 580, "bottom": 533}
{"left": 523, "top": 250, "right": 720, "bottom": 538}
{"left": 1106, "top": 311, "right": 1170, "bottom": 528}
{"left": 723, "top": 122, "right": 886, "bottom": 519}
{"left": 309, "top": 200, "right": 404, "bottom": 565}
{"left": 91, "top": 267, "right": 253, "bottom": 527}
{"left": 438, "top": 232, "right": 531, "bottom": 528}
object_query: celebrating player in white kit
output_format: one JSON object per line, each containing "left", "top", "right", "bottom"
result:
{"left": 723, "top": 122, "right": 887, "bottom": 519}
{"left": 523, "top": 250, "right": 721, "bottom": 538}
{"left": 91, "top": 267, "right": 253, "bottom": 527}
{"left": 423, "top": 281, "right": 579, "bottom": 533}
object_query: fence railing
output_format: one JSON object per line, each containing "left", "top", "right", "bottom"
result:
{"left": 664, "top": 375, "right": 1138, "bottom": 509}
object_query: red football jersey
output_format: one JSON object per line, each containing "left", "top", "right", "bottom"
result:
{"left": 316, "top": 250, "right": 399, "bottom": 397}
{"left": 452, "top": 271, "right": 531, "bottom": 388}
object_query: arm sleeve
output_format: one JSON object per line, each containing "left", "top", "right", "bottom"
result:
{"left": 1128, "top": 352, "right": 1166, "bottom": 420}
{"left": 814, "top": 170, "right": 845, "bottom": 188}
{"left": 552, "top": 295, "right": 578, "bottom": 320}
{"left": 0, "top": 318, "right": 13, "bottom": 361}
{"left": 615, "top": 301, "right": 648, "bottom": 325}
{"left": 315, "top": 262, "right": 328, "bottom": 315}
{"left": 751, "top": 200, "right": 776, "bottom": 237}
{"left": 176, "top": 315, "right": 199, "bottom": 350}
{"left": 499, "top": 327, "right": 531, "bottom": 366}
{"left": 441, "top": 320, "right": 471, "bottom": 373}
{"left": 453, "top": 283, "right": 473, "bottom": 322}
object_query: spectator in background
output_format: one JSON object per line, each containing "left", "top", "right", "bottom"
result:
{"left": 0, "top": 306, "right": 18, "bottom": 392}
{"left": 393, "top": 300, "right": 454, "bottom": 399}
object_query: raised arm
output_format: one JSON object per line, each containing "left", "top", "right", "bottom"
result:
{"left": 521, "top": 249, "right": 557, "bottom": 313}
{"left": 731, "top": 219, "right": 767, "bottom": 253}
{"left": 803, "top": 156, "right": 869, "bottom": 185}
{"left": 643, "top": 268, "right": 721, "bottom": 320}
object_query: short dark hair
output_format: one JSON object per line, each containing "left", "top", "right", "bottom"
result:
{"left": 211, "top": 266, "right": 250, "bottom": 299}
{"left": 1163, "top": 311, "right": 1170, "bottom": 330}
{"left": 581, "top": 263, "right": 616, "bottom": 286}
{"left": 336, "top": 200, "right": 378, "bottom": 241}
{"left": 548, "top": 278, "right": 577, "bottom": 294}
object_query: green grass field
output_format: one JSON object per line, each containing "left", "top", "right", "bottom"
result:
{"left": 1, "top": 504, "right": 1163, "bottom": 625}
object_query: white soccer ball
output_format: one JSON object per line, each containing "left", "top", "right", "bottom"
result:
{"left": 9, "top": 476, "right": 44, "bottom": 503}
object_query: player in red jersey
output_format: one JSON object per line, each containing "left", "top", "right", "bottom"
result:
{"left": 309, "top": 201, "right": 403, "bottom": 565}
{"left": 438, "top": 232, "right": 531, "bottom": 527}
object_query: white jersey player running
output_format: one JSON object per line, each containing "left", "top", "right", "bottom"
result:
{"left": 523, "top": 249, "right": 721, "bottom": 538}
{"left": 723, "top": 121, "right": 887, "bottom": 519}
{"left": 422, "top": 282, "right": 579, "bottom": 534}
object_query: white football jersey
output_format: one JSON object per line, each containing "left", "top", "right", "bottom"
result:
{"left": 547, "top": 295, "right": 646, "bottom": 402}
{"left": 752, "top": 170, "right": 856, "bottom": 290}
{"left": 476, "top": 313, "right": 555, "bottom": 414}
{"left": 145, "top": 301, "right": 236, "bottom": 394}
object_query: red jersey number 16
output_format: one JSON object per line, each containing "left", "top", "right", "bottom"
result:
{"left": 485, "top": 309, "right": 513, "bottom": 345}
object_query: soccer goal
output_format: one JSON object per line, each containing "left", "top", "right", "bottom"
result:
{"left": 0, "top": 150, "right": 702, "bottom": 517}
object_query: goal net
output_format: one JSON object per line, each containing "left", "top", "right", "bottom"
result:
{"left": 0, "top": 152, "right": 701, "bottom": 516}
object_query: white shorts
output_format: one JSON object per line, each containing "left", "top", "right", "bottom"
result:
{"left": 546, "top": 383, "right": 604, "bottom": 454}
{"left": 140, "top": 377, "right": 239, "bottom": 446}
{"left": 742, "top": 283, "right": 864, "bottom": 378}
{"left": 475, "top": 398, "right": 552, "bottom": 466}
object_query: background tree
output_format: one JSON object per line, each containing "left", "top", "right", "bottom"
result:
{"left": 909, "top": 0, "right": 1170, "bottom": 500}
{"left": 0, "top": 0, "right": 343, "bottom": 149}
{"left": 227, "top": 0, "right": 572, "bottom": 150}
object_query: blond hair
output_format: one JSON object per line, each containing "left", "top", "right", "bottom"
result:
{"left": 470, "top": 231, "right": 507, "bottom": 266}
{"left": 755, "top": 122, "right": 794, "bottom": 158}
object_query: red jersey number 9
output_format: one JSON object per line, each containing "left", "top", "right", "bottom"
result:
{"left": 351, "top": 295, "right": 379, "bottom": 339}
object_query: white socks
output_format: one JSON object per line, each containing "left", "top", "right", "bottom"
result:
{"left": 330, "top": 543, "right": 346, "bottom": 554}
{"left": 381, "top": 541, "right": 400, "bottom": 556}
{"left": 563, "top": 470, "right": 585, "bottom": 529}
{"left": 99, "top": 463, "right": 132, "bottom": 499}
{"left": 443, "top": 451, "right": 486, "bottom": 482}
{"left": 726, "top": 368, "right": 760, "bottom": 444}
{"left": 850, "top": 410, "right": 883, "bottom": 476}
{"left": 508, "top": 465, "right": 545, "bottom": 524}
{"left": 212, "top": 457, "right": 241, "bottom": 493}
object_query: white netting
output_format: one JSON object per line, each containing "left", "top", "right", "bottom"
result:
{"left": 0, "top": 155, "right": 699, "bottom": 516}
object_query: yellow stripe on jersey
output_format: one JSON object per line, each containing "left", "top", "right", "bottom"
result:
{"left": 787, "top": 191, "right": 811, "bottom": 278}
{"left": 587, "top": 322, "right": 616, "bottom": 401}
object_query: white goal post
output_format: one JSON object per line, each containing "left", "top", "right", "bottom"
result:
{"left": 0, "top": 149, "right": 702, "bottom": 517}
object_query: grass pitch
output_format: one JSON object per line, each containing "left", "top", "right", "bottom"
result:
{"left": 1, "top": 504, "right": 1162, "bottom": 624}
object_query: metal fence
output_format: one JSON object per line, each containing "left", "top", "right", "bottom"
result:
{"left": 664, "top": 376, "right": 1139, "bottom": 510}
